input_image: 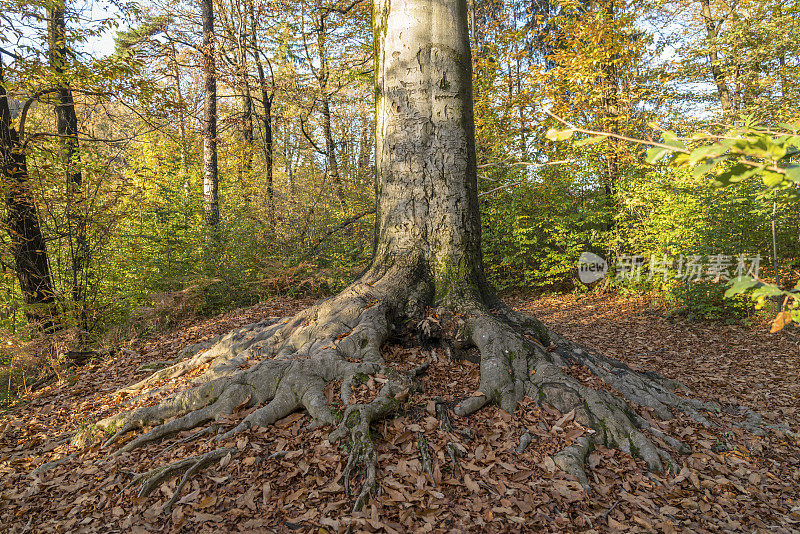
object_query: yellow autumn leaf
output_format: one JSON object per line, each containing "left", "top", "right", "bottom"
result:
{"left": 769, "top": 311, "right": 792, "bottom": 333}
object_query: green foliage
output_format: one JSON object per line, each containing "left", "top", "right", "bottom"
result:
{"left": 547, "top": 117, "right": 800, "bottom": 325}
{"left": 617, "top": 166, "right": 787, "bottom": 261}
{"left": 645, "top": 120, "right": 800, "bottom": 192}
{"left": 668, "top": 280, "right": 752, "bottom": 322}
{"left": 725, "top": 277, "right": 800, "bottom": 331}
{"left": 480, "top": 166, "right": 610, "bottom": 291}
{"left": 644, "top": 122, "right": 800, "bottom": 329}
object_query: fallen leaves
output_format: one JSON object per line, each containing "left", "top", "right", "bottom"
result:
{"left": 0, "top": 294, "right": 798, "bottom": 532}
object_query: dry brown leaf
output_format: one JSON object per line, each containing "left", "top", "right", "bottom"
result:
{"left": 464, "top": 474, "right": 480, "bottom": 493}
{"left": 196, "top": 495, "right": 217, "bottom": 509}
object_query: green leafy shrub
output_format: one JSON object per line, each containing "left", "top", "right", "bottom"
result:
{"left": 481, "top": 166, "right": 610, "bottom": 292}
{"left": 666, "top": 280, "right": 752, "bottom": 322}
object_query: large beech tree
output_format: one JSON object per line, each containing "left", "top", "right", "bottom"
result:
{"left": 90, "top": 0, "right": 756, "bottom": 511}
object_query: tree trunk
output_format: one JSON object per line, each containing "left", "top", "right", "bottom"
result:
{"left": 372, "top": 0, "right": 486, "bottom": 300}
{"left": 0, "top": 64, "right": 58, "bottom": 332}
{"left": 238, "top": 35, "right": 254, "bottom": 180}
{"left": 47, "top": 1, "right": 87, "bottom": 329}
{"left": 357, "top": 112, "right": 372, "bottom": 185}
{"left": 168, "top": 42, "right": 190, "bottom": 182}
{"left": 202, "top": 0, "right": 220, "bottom": 242}
{"left": 247, "top": 0, "right": 275, "bottom": 222}
{"left": 95, "top": 0, "right": 734, "bottom": 513}
{"left": 601, "top": 0, "right": 620, "bottom": 232}
{"left": 699, "top": 0, "right": 733, "bottom": 115}
{"left": 315, "top": 21, "right": 346, "bottom": 206}
{"left": 779, "top": 54, "right": 787, "bottom": 101}
{"left": 262, "top": 94, "right": 274, "bottom": 221}
{"left": 285, "top": 124, "right": 295, "bottom": 192}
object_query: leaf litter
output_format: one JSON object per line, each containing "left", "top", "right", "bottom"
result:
{"left": 0, "top": 294, "right": 798, "bottom": 533}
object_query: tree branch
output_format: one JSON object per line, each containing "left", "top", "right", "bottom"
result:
{"left": 545, "top": 111, "right": 788, "bottom": 176}
{"left": 0, "top": 47, "right": 22, "bottom": 62}
{"left": 305, "top": 208, "right": 375, "bottom": 254}
{"left": 300, "top": 115, "right": 327, "bottom": 155}
{"left": 321, "top": 0, "right": 366, "bottom": 15}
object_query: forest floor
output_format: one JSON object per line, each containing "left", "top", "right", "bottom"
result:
{"left": 1, "top": 294, "right": 799, "bottom": 533}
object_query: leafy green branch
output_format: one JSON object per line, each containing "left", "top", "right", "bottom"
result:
{"left": 545, "top": 111, "right": 800, "bottom": 191}
{"left": 725, "top": 277, "right": 799, "bottom": 333}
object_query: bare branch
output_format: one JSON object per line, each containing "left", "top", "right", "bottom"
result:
{"left": 306, "top": 208, "right": 375, "bottom": 253}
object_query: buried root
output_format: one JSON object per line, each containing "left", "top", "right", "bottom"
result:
{"left": 79, "top": 273, "right": 793, "bottom": 513}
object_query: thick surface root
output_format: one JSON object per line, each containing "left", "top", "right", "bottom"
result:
{"left": 329, "top": 368, "right": 415, "bottom": 511}
{"left": 89, "top": 269, "right": 776, "bottom": 511}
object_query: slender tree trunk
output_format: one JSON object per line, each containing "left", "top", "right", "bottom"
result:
{"left": 315, "top": 23, "right": 346, "bottom": 206}
{"left": 257, "top": 69, "right": 274, "bottom": 223}
{"left": 699, "top": 0, "right": 733, "bottom": 115}
{"left": 779, "top": 54, "right": 787, "bottom": 101}
{"left": 240, "top": 84, "right": 254, "bottom": 204}
{"left": 600, "top": 0, "right": 620, "bottom": 233}
{"left": 321, "top": 96, "right": 345, "bottom": 204}
{"left": 202, "top": 0, "right": 220, "bottom": 243}
{"left": 285, "top": 125, "right": 295, "bottom": 192}
{"left": 47, "top": 1, "right": 87, "bottom": 330}
{"left": 0, "top": 64, "right": 58, "bottom": 332}
{"left": 241, "top": 88, "right": 254, "bottom": 158}
{"left": 771, "top": 197, "right": 780, "bottom": 291}
{"left": 169, "top": 42, "right": 190, "bottom": 181}
{"left": 247, "top": 0, "right": 275, "bottom": 222}
{"left": 167, "top": 40, "right": 191, "bottom": 212}
{"left": 265, "top": 98, "right": 275, "bottom": 215}
{"left": 236, "top": 22, "right": 254, "bottom": 181}
{"left": 513, "top": 7, "right": 525, "bottom": 156}
{"left": 358, "top": 112, "right": 372, "bottom": 185}
{"left": 468, "top": 0, "right": 476, "bottom": 53}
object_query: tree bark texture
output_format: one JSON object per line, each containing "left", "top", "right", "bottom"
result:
{"left": 0, "top": 64, "right": 58, "bottom": 331}
{"left": 202, "top": 0, "right": 220, "bottom": 238}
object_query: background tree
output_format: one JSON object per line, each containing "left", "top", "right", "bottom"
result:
{"left": 0, "top": 57, "right": 58, "bottom": 332}
{"left": 199, "top": 0, "right": 220, "bottom": 248}
{"left": 47, "top": 0, "right": 90, "bottom": 333}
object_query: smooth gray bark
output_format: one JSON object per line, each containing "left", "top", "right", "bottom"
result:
{"left": 373, "top": 0, "right": 485, "bottom": 300}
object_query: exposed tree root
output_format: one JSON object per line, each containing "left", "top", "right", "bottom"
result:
{"left": 87, "top": 269, "right": 787, "bottom": 512}
{"left": 516, "top": 431, "right": 533, "bottom": 454}
{"left": 131, "top": 447, "right": 236, "bottom": 514}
